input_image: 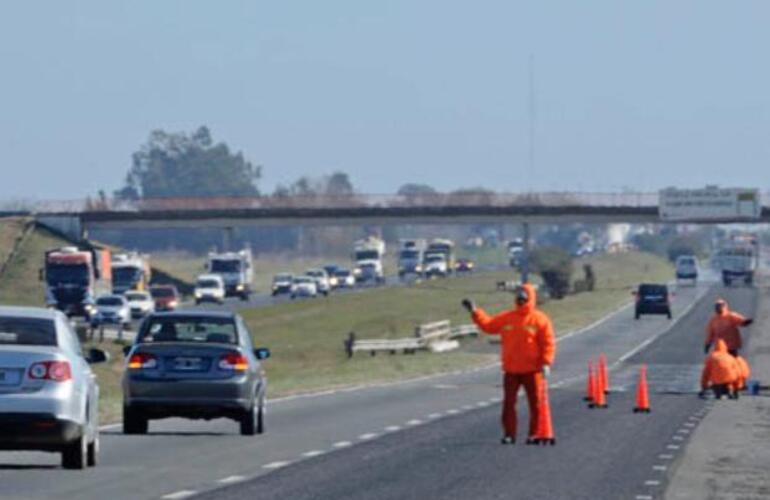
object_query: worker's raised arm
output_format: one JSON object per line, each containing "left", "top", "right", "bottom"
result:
{"left": 471, "top": 308, "right": 510, "bottom": 335}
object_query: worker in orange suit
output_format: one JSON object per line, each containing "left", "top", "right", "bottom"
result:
{"left": 462, "top": 283, "right": 555, "bottom": 445}
{"left": 699, "top": 339, "right": 740, "bottom": 399}
{"left": 734, "top": 354, "right": 751, "bottom": 391}
{"left": 705, "top": 299, "right": 752, "bottom": 356}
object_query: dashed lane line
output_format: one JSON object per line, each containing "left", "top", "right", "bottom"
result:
{"left": 359, "top": 433, "right": 379, "bottom": 440}
{"left": 217, "top": 476, "right": 245, "bottom": 484}
{"left": 302, "top": 450, "right": 326, "bottom": 458}
{"left": 263, "top": 461, "right": 291, "bottom": 470}
{"left": 385, "top": 425, "right": 401, "bottom": 432}
{"left": 162, "top": 491, "right": 197, "bottom": 500}
{"left": 333, "top": 441, "right": 352, "bottom": 448}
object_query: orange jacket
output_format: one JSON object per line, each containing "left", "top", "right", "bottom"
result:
{"left": 472, "top": 283, "right": 556, "bottom": 374}
{"left": 735, "top": 355, "right": 751, "bottom": 389}
{"left": 705, "top": 301, "right": 745, "bottom": 352}
{"left": 700, "top": 340, "right": 739, "bottom": 389}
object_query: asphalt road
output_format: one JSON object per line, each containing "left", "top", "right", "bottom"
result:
{"left": 0, "top": 276, "right": 742, "bottom": 500}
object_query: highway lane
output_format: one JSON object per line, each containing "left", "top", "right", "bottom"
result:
{"left": 0, "top": 279, "right": 717, "bottom": 500}
{"left": 197, "top": 282, "right": 757, "bottom": 500}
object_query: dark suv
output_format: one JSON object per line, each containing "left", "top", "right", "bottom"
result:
{"left": 634, "top": 283, "right": 672, "bottom": 319}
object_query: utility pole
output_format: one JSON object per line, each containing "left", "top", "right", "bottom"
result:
{"left": 521, "top": 54, "right": 535, "bottom": 284}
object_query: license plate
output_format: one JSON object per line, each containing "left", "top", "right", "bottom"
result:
{"left": 173, "top": 357, "right": 202, "bottom": 370}
{"left": 0, "top": 369, "right": 20, "bottom": 386}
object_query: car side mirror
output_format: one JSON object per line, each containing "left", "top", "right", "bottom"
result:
{"left": 254, "top": 348, "right": 271, "bottom": 360}
{"left": 122, "top": 345, "right": 132, "bottom": 356}
{"left": 87, "top": 348, "right": 110, "bottom": 364}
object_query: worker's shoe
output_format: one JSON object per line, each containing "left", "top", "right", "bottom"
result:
{"left": 500, "top": 436, "right": 515, "bottom": 445}
{"left": 525, "top": 437, "right": 538, "bottom": 445}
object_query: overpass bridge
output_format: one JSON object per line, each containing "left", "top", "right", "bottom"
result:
{"left": 3, "top": 191, "right": 768, "bottom": 241}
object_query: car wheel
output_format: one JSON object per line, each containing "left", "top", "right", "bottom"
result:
{"left": 634, "top": 311, "right": 640, "bottom": 320}
{"left": 87, "top": 431, "right": 100, "bottom": 467}
{"left": 62, "top": 433, "right": 87, "bottom": 469}
{"left": 123, "top": 405, "right": 148, "bottom": 435}
{"left": 667, "top": 311, "right": 672, "bottom": 320}
{"left": 240, "top": 402, "right": 258, "bottom": 436}
{"left": 257, "top": 403, "right": 265, "bottom": 434}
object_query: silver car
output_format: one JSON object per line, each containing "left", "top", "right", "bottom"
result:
{"left": 0, "top": 306, "right": 107, "bottom": 469}
{"left": 90, "top": 294, "right": 132, "bottom": 329}
{"left": 122, "top": 311, "right": 270, "bottom": 435}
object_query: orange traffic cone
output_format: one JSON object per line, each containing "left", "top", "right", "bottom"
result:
{"left": 584, "top": 361, "right": 595, "bottom": 402}
{"left": 590, "top": 365, "right": 608, "bottom": 408}
{"left": 530, "top": 378, "right": 556, "bottom": 445}
{"left": 633, "top": 364, "right": 651, "bottom": 413}
{"left": 599, "top": 353, "right": 609, "bottom": 394}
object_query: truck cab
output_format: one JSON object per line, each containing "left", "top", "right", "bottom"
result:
{"left": 353, "top": 237, "right": 386, "bottom": 285}
{"left": 42, "top": 246, "right": 111, "bottom": 318}
{"left": 111, "top": 252, "right": 151, "bottom": 295}
{"left": 423, "top": 253, "right": 448, "bottom": 278}
{"left": 206, "top": 249, "right": 253, "bottom": 300}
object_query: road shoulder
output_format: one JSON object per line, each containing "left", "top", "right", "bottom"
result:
{"left": 665, "top": 284, "right": 770, "bottom": 500}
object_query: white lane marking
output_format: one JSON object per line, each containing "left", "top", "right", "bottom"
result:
{"left": 653, "top": 465, "right": 667, "bottom": 471}
{"left": 684, "top": 422, "right": 696, "bottom": 427}
{"left": 162, "top": 491, "right": 197, "bottom": 499}
{"left": 462, "top": 405, "right": 473, "bottom": 410}
{"left": 385, "top": 425, "right": 401, "bottom": 432}
{"left": 667, "top": 444, "right": 680, "bottom": 450}
{"left": 672, "top": 435, "right": 685, "bottom": 441}
{"left": 302, "top": 450, "right": 325, "bottom": 458}
{"left": 644, "top": 480, "right": 661, "bottom": 486}
{"left": 217, "top": 476, "right": 245, "bottom": 484}
{"left": 359, "top": 433, "right": 378, "bottom": 440}
{"left": 406, "top": 419, "right": 423, "bottom": 426}
{"left": 263, "top": 461, "right": 291, "bottom": 469}
{"left": 476, "top": 401, "right": 490, "bottom": 407}
{"left": 489, "top": 397, "right": 502, "bottom": 403}
{"left": 677, "top": 429, "right": 691, "bottom": 434}
{"left": 636, "top": 496, "right": 654, "bottom": 500}
{"left": 447, "top": 409, "right": 460, "bottom": 415}
{"left": 427, "top": 413, "right": 442, "bottom": 419}
{"left": 659, "top": 454, "right": 674, "bottom": 460}
{"left": 333, "top": 441, "right": 352, "bottom": 448}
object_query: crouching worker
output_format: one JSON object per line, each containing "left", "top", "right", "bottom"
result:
{"left": 699, "top": 339, "right": 740, "bottom": 399}
{"left": 462, "top": 283, "right": 555, "bottom": 445}
{"left": 734, "top": 354, "right": 751, "bottom": 391}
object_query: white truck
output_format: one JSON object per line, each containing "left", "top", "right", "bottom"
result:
{"left": 714, "top": 245, "right": 756, "bottom": 286}
{"left": 206, "top": 248, "right": 253, "bottom": 300}
{"left": 111, "top": 252, "right": 151, "bottom": 295}
{"left": 398, "top": 239, "right": 426, "bottom": 279}
{"left": 353, "top": 236, "right": 386, "bottom": 285}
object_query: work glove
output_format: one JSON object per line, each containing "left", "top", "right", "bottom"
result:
{"left": 461, "top": 298, "right": 476, "bottom": 313}
{"left": 704, "top": 344, "right": 711, "bottom": 355}
{"left": 743, "top": 318, "right": 754, "bottom": 327}
{"left": 542, "top": 365, "right": 551, "bottom": 379}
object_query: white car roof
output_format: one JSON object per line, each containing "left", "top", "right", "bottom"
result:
{"left": 0, "top": 306, "right": 62, "bottom": 320}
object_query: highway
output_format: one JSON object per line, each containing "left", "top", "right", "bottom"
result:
{"left": 0, "top": 277, "right": 749, "bottom": 500}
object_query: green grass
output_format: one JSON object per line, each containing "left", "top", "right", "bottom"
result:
{"left": 0, "top": 217, "right": 32, "bottom": 270}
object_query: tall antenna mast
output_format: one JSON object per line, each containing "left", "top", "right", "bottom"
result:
{"left": 528, "top": 54, "right": 535, "bottom": 174}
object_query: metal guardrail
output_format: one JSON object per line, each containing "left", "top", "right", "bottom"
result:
{"left": 344, "top": 321, "right": 478, "bottom": 358}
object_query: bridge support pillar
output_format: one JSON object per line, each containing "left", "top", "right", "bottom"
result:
{"left": 521, "top": 222, "right": 530, "bottom": 284}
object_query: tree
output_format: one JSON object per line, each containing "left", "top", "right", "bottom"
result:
{"left": 531, "top": 246, "right": 573, "bottom": 299}
{"left": 397, "top": 183, "right": 437, "bottom": 197}
{"left": 115, "top": 126, "right": 261, "bottom": 199}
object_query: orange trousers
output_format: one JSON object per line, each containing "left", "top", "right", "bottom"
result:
{"left": 502, "top": 372, "right": 542, "bottom": 437}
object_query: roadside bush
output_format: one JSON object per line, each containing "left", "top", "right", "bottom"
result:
{"left": 531, "top": 246, "right": 573, "bottom": 299}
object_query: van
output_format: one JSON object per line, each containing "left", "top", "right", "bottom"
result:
{"left": 675, "top": 255, "right": 698, "bottom": 284}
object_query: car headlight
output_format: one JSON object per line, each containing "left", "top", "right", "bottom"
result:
{"left": 195, "top": 291, "right": 202, "bottom": 298}
{"left": 330, "top": 277, "right": 338, "bottom": 286}
{"left": 353, "top": 268, "right": 362, "bottom": 275}
{"left": 468, "top": 262, "right": 474, "bottom": 268}
{"left": 169, "top": 300, "right": 178, "bottom": 308}
{"left": 415, "top": 265, "right": 422, "bottom": 272}
{"left": 236, "top": 284, "right": 244, "bottom": 291}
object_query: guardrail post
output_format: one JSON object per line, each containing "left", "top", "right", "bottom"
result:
{"left": 344, "top": 332, "right": 356, "bottom": 359}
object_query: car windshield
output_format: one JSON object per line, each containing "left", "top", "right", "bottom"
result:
{"left": 307, "top": 270, "right": 323, "bottom": 277}
{"left": 97, "top": 297, "right": 124, "bottom": 306}
{"left": 274, "top": 274, "right": 292, "bottom": 282}
{"left": 197, "top": 279, "right": 220, "bottom": 288}
{"left": 400, "top": 250, "right": 419, "bottom": 259}
{"left": 125, "top": 293, "right": 149, "bottom": 301}
{"left": 210, "top": 260, "right": 240, "bottom": 273}
{"left": 46, "top": 263, "right": 89, "bottom": 286}
{"left": 139, "top": 317, "right": 238, "bottom": 344}
{"left": 150, "top": 287, "right": 176, "bottom": 298}
{"left": 335, "top": 270, "right": 351, "bottom": 277}
{"left": 355, "top": 250, "right": 379, "bottom": 260}
{"left": 0, "top": 317, "right": 57, "bottom": 346}
{"left": 678, "top": 257, "right": 695, "bottom": 265}
{"left": 425, "top": 255, "right": 444, "bottom": 263}
{"left": 294, "top": 277, "right": 312, "bottom": 284}
{"left": 113, "top": 267, "right": 142, "bottom": 284}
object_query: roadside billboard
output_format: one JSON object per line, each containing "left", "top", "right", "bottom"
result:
{"left": 659, "top": 187, "right": 761, "bottom": 222}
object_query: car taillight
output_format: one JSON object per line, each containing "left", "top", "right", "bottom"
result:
{"left": 218, "top": 353, "right": 249, "bottom": 371}
{"left": 28, "top": 361, "right": 72, "bottom": 382}
{"left": 128, "top": 352, "right": 158, "bottom": 369}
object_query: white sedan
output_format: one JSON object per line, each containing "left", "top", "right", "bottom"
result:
{"left": 124, "top": 291, "right": 155, "bottom": 318}
{"left": 291, "top": 276, "right": 318, "bottom": 299}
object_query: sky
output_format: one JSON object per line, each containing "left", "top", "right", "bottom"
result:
{"left": 1, "top": 1, "right": 769, "bottom": 201}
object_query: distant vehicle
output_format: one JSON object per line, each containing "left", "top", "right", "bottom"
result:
{"left": 714, "top": 244, "right": 756, "bottom": 286}
{"left": 0, "top": 306, "right": 108, "bottom": 469}
{"left": 426, "top": 239, "right": 456, "bottom": 274}
{"left": 90, "top": 294, "right": 132, "bottom": 330}
{"left": 122, "top": 311, "right": 270, "bottom": 436}
{"left": 306, "top": 269, "right": 331, "bottom": 296}
{"left": 206, "top": 249, "right": 253, "bottom": 300}
{"left": 398, "top": 248, "right": 423, "bottom": 279}
{"left": 507, "top": 238, "right": 524, "bottom": 268}
{"left": 353, "top": 236, "right": 386, "bottom": 284}
{"left": 111, "top": 252, "right": 151, "bottom": 295}
{"left": 149, "top": 285, "right": 180, "bottom": 312}
{"left": 333, "top": 268, "right": 356, "bottom": 288}
{"left": 675, "top": 255, "right": 698, "bottom": 284}
{"left": 323, "top": 265, "right": 340, "bottom": 288}
{"left": 271, "top": 273, "right": 293, "bottom": 296}
{"left": 125, "top": 291, "right": 154, "bottom": 319}
{"left": 424, "top": 253, "right": 449, "bottom": 278}
{"left": 455, "top": 258, "right": 475, "bottom": 273}
{"left": 291, "top": 276, "right": 318, "bottom": 299}
{"left": 194, "top": 275, "right": 226, "bottom": 305}
{"left": 634, "top": 284, "right": 672, "bottom": 320}
{"left": 42, "top": 246, "right": 112, "bottom": 318}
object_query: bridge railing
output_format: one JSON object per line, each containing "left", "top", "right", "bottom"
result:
{"left": 8, "top": 192, "right": 668, "bottom": 214}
